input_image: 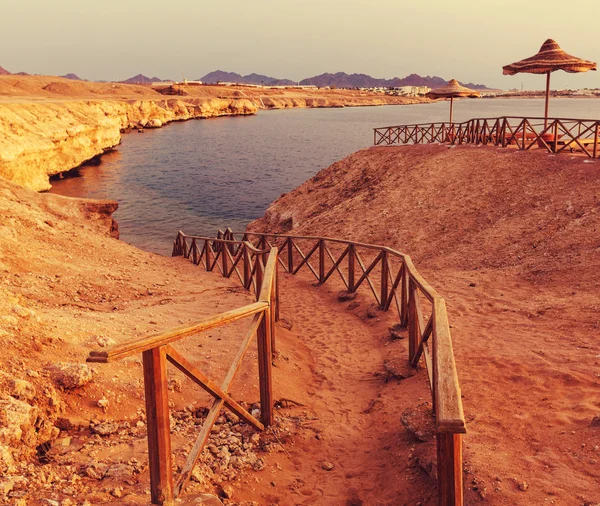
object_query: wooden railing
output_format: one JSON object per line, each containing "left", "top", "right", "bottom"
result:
{"left": 374, "top": 116, "right": 600, "bottom": 158}
{"left": 87, "top": 239, "right": 278, "bottom": 505}
{"left": 174, "top": 229, "right": 466, "bottom": 506}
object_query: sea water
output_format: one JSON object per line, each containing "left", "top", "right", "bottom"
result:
{"left": 49, "top": 98, "right": 600, "bottom": 254}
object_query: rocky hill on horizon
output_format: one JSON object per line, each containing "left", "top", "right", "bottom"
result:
{"left": 60, "top": 73, "right": 82, "bottom": 81}
{"left": 120, "top": 74, "right": 165, "bottom": 85}
{"left": 0, "top": 65, "right": 10, "bottom": 75}
{"left": 199, "top": 70, "right": 296, "bottom": 86}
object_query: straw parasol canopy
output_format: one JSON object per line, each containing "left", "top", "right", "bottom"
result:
{"left": 503, "top": 39, "right": 596, "bottom": 125}
{"left": 426, "top": 79, "right": 480, "bottom": 123}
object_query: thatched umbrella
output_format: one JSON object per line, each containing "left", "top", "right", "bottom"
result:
{"left": 503, "top": 39, "right": 596, "bottom": 126}
{"left": 426, "top": 79, "right": 480, "bottom": 123}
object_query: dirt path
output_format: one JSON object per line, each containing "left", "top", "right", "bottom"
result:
{"left": 235, "top": 272, "right": 436, "bottom": 506}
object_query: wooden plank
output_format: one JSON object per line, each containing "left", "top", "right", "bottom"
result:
{"left": 257, "top": 303, "right": 274, "bottom": 426}
{"left": 384, "top": 262, "right": 403, "bottom": 311}
{"left": 436, "top": 433, "right": 463, "bottom": 506}
{"left": 410, "top": 316, "right": 433, "bottom": 367}
{"left": 432, "top": 299, "right": 466, "bottom": 434}
{"left": 142, "top": 346, "right": 173, "bottom": 505}
{"left": 258, "top": 249, "right": 278, "bottom": 303}
{"left": 165, "top": 346, "right": 264, "bottom": 431}
{"left": 87, "top": 302, "right": 268, "bottom": 363}
{"left": 175, "top": 396, "right": 223, "bottom": 497}
{"left": 422, "top": 340, "right": 434, "bottom": 391}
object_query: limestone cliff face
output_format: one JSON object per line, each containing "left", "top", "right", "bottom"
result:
{"left": 0, "top": 98, "right": 257, "bottom": 191}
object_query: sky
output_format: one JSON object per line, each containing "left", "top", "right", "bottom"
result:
{"left": 2, "top": 0, "right": 600, "bottom": 90}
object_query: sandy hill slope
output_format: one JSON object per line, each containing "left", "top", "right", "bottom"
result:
{"left": 250, "top": 144, "right": 600, "bottom": 505}
{"left": 0, "top": 176, "right": 279, "bottom": 502}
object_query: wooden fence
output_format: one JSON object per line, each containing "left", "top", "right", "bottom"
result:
{"left": 173, "top": 229, "right": 466, "bottom": 506}
{"left": 87, "top": 239, "right": 278, "bottom": 505}
{"left": 374, "top": 116, "right": 600, "bottom": 158}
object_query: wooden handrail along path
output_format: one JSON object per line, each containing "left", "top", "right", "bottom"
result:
{"left": 172, "top": 229, "right": 467, "bottom": 506}
{"left": 374, "top": 116, "right": 600, "bottom": 158}
{"left": 87, "top": 238, "right": 278, "bottom": 505}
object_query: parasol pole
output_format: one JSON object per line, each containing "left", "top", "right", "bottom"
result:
{"left": 449, "top": 96, "right": 454, "bottom": 124}
{"left": 544, "top": 71, "right": 551, "bottom": 129}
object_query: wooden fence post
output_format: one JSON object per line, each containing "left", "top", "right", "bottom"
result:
{"left": 437, "top": 432, "right": 463, "bottom": 506}
{"left": 205, "top": 240, "right": 212, "bottom": 271}
{"left": 348, "top": 244, "right": 356, "bottom": 292}
{"left": 400, "top": 264, "right": 409, "bottom": 327}
{"left": 257, "top": 306, "right": 274, "bottom": 426}
{"left": 270, "top": 269, "right": 277, "bottom": 356}
{"left": 255, "top": 258, "right": 264, "bottom": 302}
{"left": 222, "top": 241, "right": 229, "bottom": 277}
{"left": 191, "top": 239, "right": 197, "bottom": 265}
{"left": 287, "top": 238, "right": 294, "bottom": 273}
{"left": 275, "top": 261, "right": 280, "bottom": 323}
{"left": 318, "top": 239, "right": 325, "bottom": 283}
{"left": 182, "top": 237, "right": 188, "bottom": 259}
{"left": 243, "top": 245, "right": 251, "bottom": 290}
{"left": 380, "top": 250, "right": 388, "bottom": 309}
{"left": 171, "top": 233, "right": 181, "bottom": 257}
{"left": 408, "top": 279, "right": 417, "bottom": 363}
{"left": 142, "top": 346, "right": 173, "bottom": 505}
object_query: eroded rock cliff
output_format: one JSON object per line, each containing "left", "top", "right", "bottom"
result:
{"left": 0, "top": 98, "right": 257, "bottom": 191}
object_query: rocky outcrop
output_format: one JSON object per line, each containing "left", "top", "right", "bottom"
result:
{"left": 0, "top": 98, "right": 257, "bottom": 191}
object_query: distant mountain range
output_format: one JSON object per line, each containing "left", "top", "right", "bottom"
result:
{"left": 300, "top": 72, "right": 490, "bottom": 90}
{"left": 199, "top": 70, "right": 492, "bottom": 90}
{"left": 0, "top": 65, "right": 492, "bottom": 90}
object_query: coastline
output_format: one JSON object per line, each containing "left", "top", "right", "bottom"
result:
{"left": 0, "top": 75, "right": 429, "bottom": 191}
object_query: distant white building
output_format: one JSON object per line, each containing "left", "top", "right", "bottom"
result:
{"left": 395, "top": 86, "right": 431, "bottom": 96}
{"left": 151, "top": 80, "right": 203, "bottom": 87}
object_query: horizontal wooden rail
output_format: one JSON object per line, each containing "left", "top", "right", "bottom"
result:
{"left": 87, "top": 301, "right": 268, "bottom": 363}
{"left": 88, "top": 245, "right": 279, "bottom": 505}
{"left": 175, "top": 229, "right": 466, "bottom": 506}
{"left": 373, "top": 115, "right": 600, "bottom": 158}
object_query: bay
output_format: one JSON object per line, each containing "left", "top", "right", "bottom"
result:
{"left": 49, "top": 97, "right": 600, "bottom": 254}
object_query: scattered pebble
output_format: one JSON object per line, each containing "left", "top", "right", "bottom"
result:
{"left": 322, "top": 461, "right": 334, "bottom": 471}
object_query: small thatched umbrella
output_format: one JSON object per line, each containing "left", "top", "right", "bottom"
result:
{"left": 426, "top": 79, "right": 480, "bottom": 123}
{"left": 503, "top": 39, "right": 596, "bottom": 126}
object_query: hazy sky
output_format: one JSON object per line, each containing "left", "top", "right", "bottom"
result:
{"left": 3, "top": 0, "right": 600, "bottom": 90}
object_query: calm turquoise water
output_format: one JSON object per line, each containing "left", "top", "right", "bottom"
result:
{"left": 49, "top": 98, "right": 600, "bottom": 255}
